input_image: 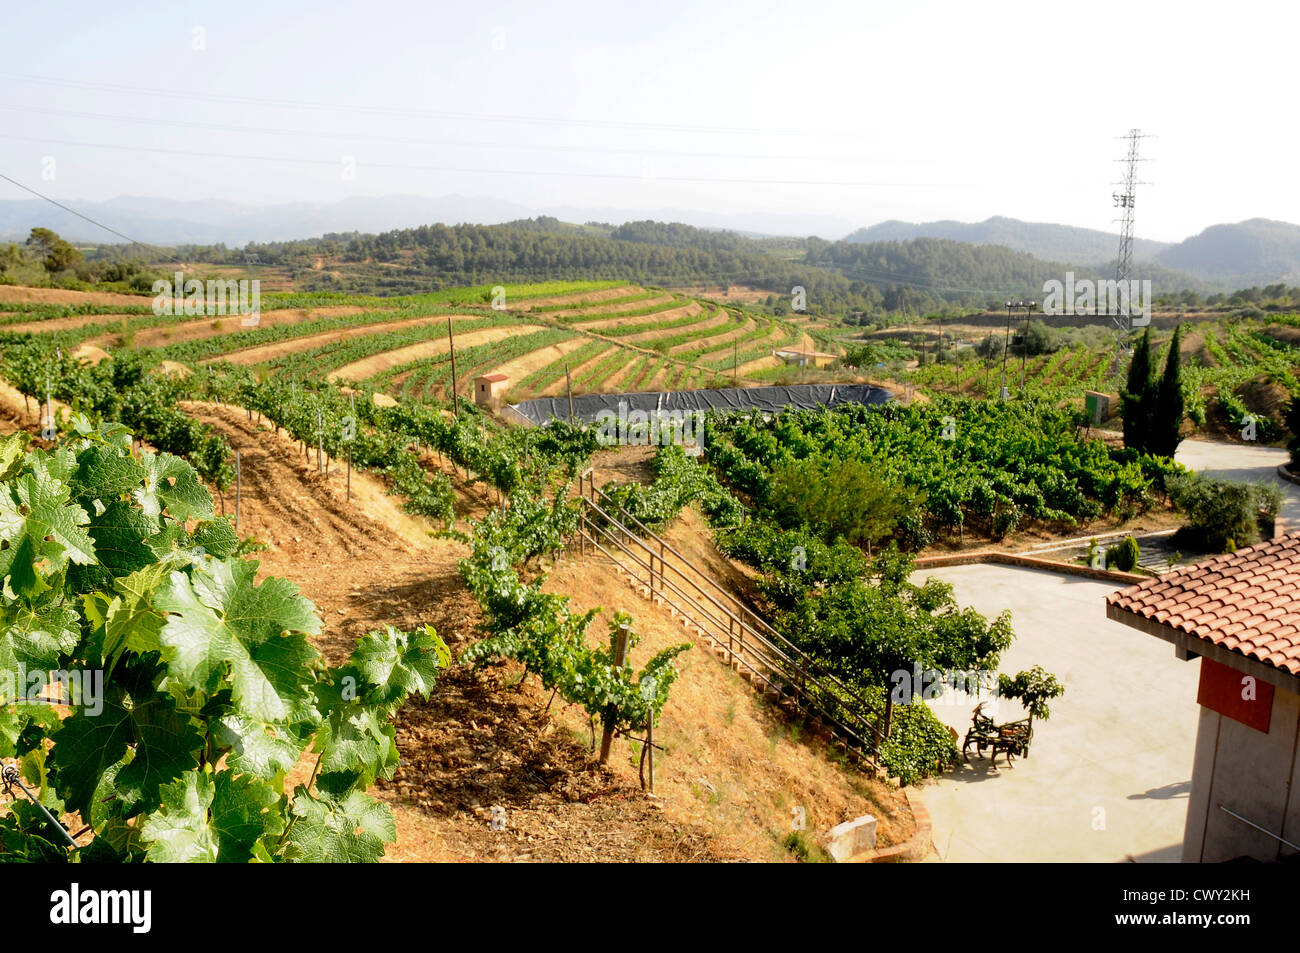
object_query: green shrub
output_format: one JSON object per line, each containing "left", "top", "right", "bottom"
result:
{"left": 872, "top": 690, "right": 961, "bottom": 785}
{"left": 991, "top": 502, "right": 1023, "bottom": 539}
{"left": 1167, "top": 472, "right": 1273, "bottom": 553}
{"left": 1106, "top": 535, "right": 1140, "bottom": 572}
{"left": 598, "top": 443, "right": 743, "bottom": 531}
{"left": 768, "top": 455, "right": 921, "bottom": 549}
{"left": 783, "top": 830, "right": 832, "bottom": 863}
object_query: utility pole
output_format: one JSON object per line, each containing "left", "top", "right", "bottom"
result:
{"left": 565, "top": 363, "right": 575, "bottom": 423}
{"left": 1018, "top": 301, "right": 1037, "bottom": 388}
{"left": 999, "top": 302, "right": 1014, "bottom": 400}
{"left": 1000, "top": 301, "right": 1032, "bottom": 398}
{"left": 1110, "top": 128, "right": 1149, "bottom": 389}
{"left": 447, "top": 317, "right": 459, "bottom": 418}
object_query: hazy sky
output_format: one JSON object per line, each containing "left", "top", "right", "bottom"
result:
{"left": 1, "top": 0, "right": 1294, "bottom": 241}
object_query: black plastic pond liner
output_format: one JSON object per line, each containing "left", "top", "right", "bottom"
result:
{"left": 507, "top": 383, "right": 894, "bottom": 426}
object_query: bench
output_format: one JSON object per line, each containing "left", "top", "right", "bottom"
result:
{"left": 962, "top": 703, "right": 1033, "bottom": 770}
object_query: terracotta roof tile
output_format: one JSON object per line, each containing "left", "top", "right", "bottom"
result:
{"left": 1107, "top": 532, "right": 1300, "bottom": 677}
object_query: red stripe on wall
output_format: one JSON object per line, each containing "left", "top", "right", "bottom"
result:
{"left": 1197, "top": 657, "right": 1274, "bottom": 733}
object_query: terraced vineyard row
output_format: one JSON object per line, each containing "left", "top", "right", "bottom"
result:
{"left": 377, "top": 329, "right": 576, "bottom": 402}
{"left": 522, "top": 288, "right": 664, "bottom": 314}
{"left": 553, "top": 297, "right": 689, "bottom": 325}
{"left": 257, "top": 315, "right": 527, "bottom": 378}
{"left": 2, "top": 282, "right": 859, "bottom": 424}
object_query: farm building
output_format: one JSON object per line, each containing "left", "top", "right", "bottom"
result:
{"left": 474, "top": 373, "right": 510, "bottom": 412}
{"left": 773, "top": 347, "right": 836, "bottom": 368}
{"left": 1107, "top": 534, "right": 1300, "bottom": 862}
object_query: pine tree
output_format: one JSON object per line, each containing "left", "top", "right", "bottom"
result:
{"left": 1121, "top": 328, "right": 1155, "bottom": 452}
{"left": 1150, "top": 324, "right": 1185, "bottom": 457}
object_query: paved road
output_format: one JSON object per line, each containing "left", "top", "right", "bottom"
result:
{"left": 913, "top": 438, "right": 1294, "bottom": 862}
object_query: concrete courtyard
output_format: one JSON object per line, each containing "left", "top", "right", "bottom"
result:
{"left": 911, "top": 438, "right": 1298, "bottom": 862}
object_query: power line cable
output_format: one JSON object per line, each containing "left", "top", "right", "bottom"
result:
{"left": 0, "top": 102, "right": 914, "bottom": 165}
{"left": 0, "top": 71, "right": 850, "bottom": 138}
{"left": 0, "top": 170, "right": 184, "bottom": 263}
{"left": 0, "top": 133, "right": 965, "bottom": 188}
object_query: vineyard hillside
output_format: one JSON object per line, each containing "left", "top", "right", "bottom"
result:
{"left": 0, "top": 310, "right": 913, "bottom": 862}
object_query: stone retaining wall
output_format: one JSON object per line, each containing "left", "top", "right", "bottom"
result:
{"left": 913, "top": 549, "right": 1147, "bottom": 584}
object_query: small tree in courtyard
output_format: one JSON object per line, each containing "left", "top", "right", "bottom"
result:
{"left": 997, "top": 666, "right": 1065, "bottom": 726}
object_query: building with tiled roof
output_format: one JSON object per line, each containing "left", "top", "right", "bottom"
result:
{"left": 1107, "top": 534, "right": 1300, "bottom": 862}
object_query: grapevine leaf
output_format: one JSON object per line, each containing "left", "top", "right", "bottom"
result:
{"left": 314, "top": 703, "right": 398, "bottom": 784}
{"left": 135, "top": 452, "right": 213, "bottom": 522}
{"left": 70, "top": 443, "right": 147, "bottom": 507}
{"left": 53, "top": 685, "right": 202, "bottom": 822}
{"left": 83, "top": 816, "right": 146, "bottom": 862}
{"left": 110, "top": 693, "right": 205, "bottom": 818}
{"left": 349, "top": 623, "right": 449, "bottom": 709}
{"left": 209, "top": 771, "right": 286, "bottom": 862}
{"left": 0, "top": 703, "right": 59, "bottom": 759}
{"left": 34, "top": 446, "right": 78, "bottom": 487}
{"left": 0, "top": 592, "right": 80, "bottom": 681}
{"left": 139, "top": 771, "right": 218, "bottom": 863}
{"left": 0, "top": 465, "right": 94, "bottom": 597}
{"left": 189, "top": 517, "right": 240, "bottom": 560}
{"left": 140, "top": 770, "right": 285, "bottom": 864}
{"left": 283, "top": 786, "right": 394, "bottom": 863}
{"left": 154, "top": 559, "right": 321, "bottom": 724}
{"left": 214, "top": 712, "right": 310, "bottom": 779}
{"left": 81, "top": 562, "right": 170, "bottom": 661}
{"left": 0, "top": 432, "right": 29, "bottom": 482}
{"left": 69, "top": 499, "right": 159, "bottom": 592}
{"left": 0, "top": 707, "right": 18, "bottom": 758}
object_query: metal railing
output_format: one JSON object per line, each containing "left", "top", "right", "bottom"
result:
{"left": 574, "top": 469, "right": 884, "bottom": 761}
{"left": 1219, "top": 804, "right": 1300, "bottom": 852}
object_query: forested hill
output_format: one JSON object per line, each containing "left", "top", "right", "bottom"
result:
{"left": 844, "top": 216, "right": 1173, "bottom": 265}
{"left": 1154, "top": 219, "right": 1300, "bottom": 286}
{"left": 138, "top": 217, "right": 1202, "bottom": 312}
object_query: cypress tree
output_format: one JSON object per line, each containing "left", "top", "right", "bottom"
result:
{"left": 1286, "top": 392, "right": 1300, "bottom": 468}
{"left": 1121, "top": 327, "right": 1155, "bottom": 452}
{"left": 1151, "top": 324, "right": 1185, "bottom": 457}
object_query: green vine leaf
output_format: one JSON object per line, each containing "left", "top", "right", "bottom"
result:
{"left": 348, "top": 623, "right": 449, "bottom": 709}
{"left": 53, "top": 685, "right": 204, "bottom": 823}
{"left": 154, "top": 559, "right": 321, "bottom": 725}
{"left": 0, "top": 458, "right": 95, "bottom": 597}
{"left": 283, "top": 786, "right": 395, "bottom": 863}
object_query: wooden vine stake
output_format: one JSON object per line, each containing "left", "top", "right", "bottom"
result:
{"left": 645, "top": 711, "right": 655, "bottom": 793}
{"left": 598, "top": 623, "right": 631, "bottom": 764}
{"left": 234, "top": 450, "right": 241, "bottom": 532}
{"left": 347, "top": 391, "right": 355, "bottom": 502}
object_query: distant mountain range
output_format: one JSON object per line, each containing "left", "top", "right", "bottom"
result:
{"left": 2, "top": 195, "right": 1299, "bottom": 289}
{"left": 1153, "top": 219, "right": 1300, "bottom": 286}
{"left": 845, "top": 215, "right": 1174, "bottom": 265}
{"left": 845, "top": 215, "right": 1300, "bottom": 288}
{"left": 0, "top": 195, "right": 855, "bottom": 248}
{"left": 0, "top": 195, "right": 538, "bottom": 247}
